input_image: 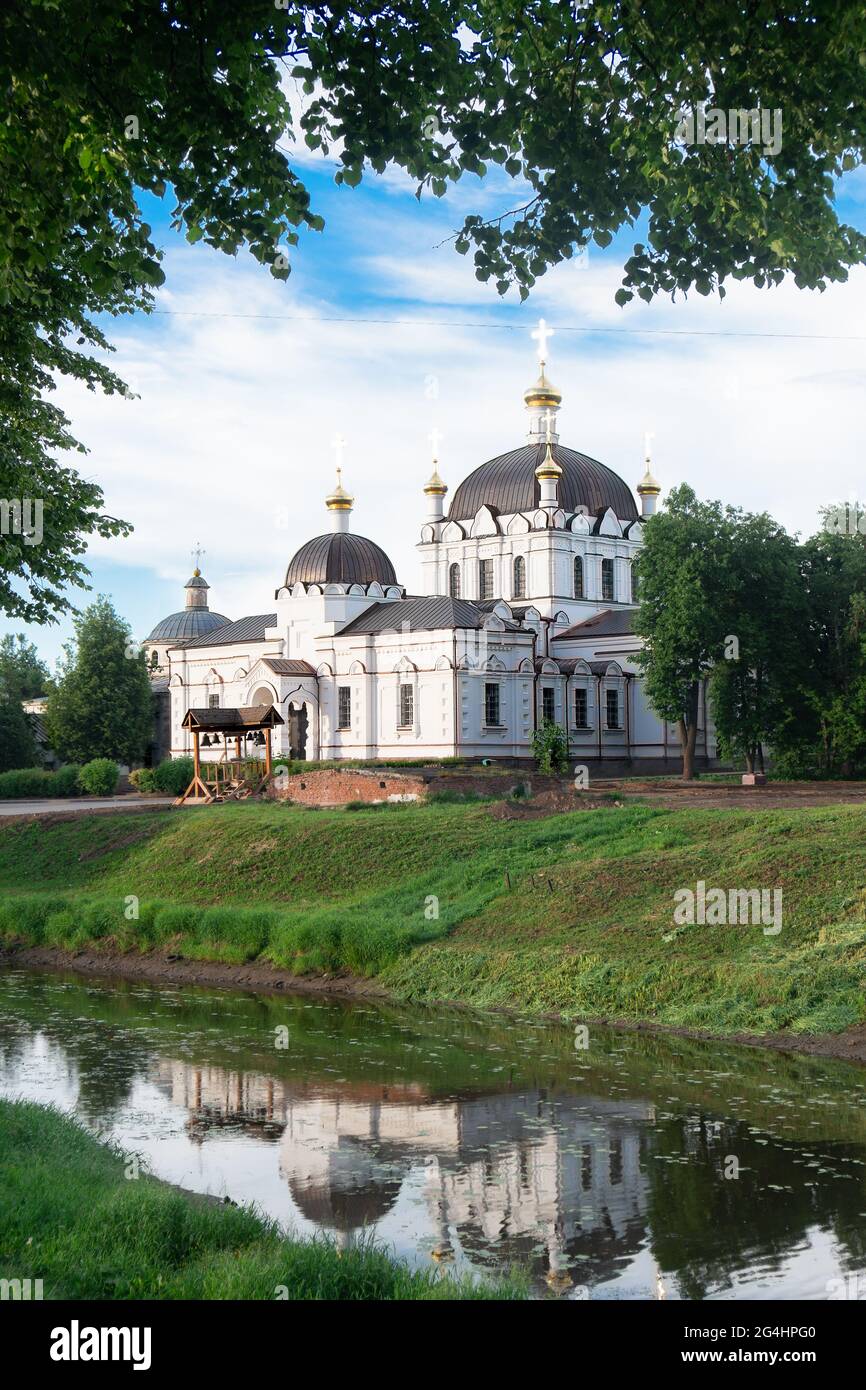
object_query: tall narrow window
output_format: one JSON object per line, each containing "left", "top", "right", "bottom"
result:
{"left": 630, "top": 562, "right": 638, "bottom": 603}
{"left": 449, "top": 562, "right": 461, "bottom": 598}
{"left": 484, "top": 683, "right": 501, "bottom": 726}
{"left": 605, "top": 688, "right": 620, "bottom": 728}
{"left": 574, "top": 688, "right": 588, "bottom": 727}
{"left": 208, "top": 693, "right": 219, "bottom": 709}
{"left": 512, "top": 555, "right": 526, "bottom": 599}
{"left": 479, "top": 558, "right": 494, "bottom": 600}
{"left": 337, "top": 686, "right": 351, "bottom": 729}
{"left": 602, "top": 558, "right": 614, "bottom": 601}
{"left": 399, "top": 683, "right": 414, "bottom": 728}
{"left": 574, "top": 555, "right": 584, "bottom": 599}
{"left": 542, "top": 688, "right": 556, "bottom": 723}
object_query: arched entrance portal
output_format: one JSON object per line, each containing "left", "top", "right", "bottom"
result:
{"left": 288, "top": 702, "right": 308, "bottom": 760}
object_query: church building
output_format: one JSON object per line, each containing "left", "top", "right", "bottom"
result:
{"left": 144, "top": 326, "right": 714, "bottom": 771}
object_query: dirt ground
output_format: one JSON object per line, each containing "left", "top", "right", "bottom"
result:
{"left": 592, "top": 778, "right": 866, "bottom": 810}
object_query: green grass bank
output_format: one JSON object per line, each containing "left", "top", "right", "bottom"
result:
{"left": 0, "top": 1100, "right": 521, "bottom": 1299}
{"left": 0, "top": 799, "right": 865, "bottom": 1036}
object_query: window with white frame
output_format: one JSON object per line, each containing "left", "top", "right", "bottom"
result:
{"left": 602, "top": 558, "right": 614, "bottom": 601}
{"left": 574, "top": 555, "right": 584, "bottom": 599}
{"left": 208, "top": 693, "right": 219, "bottom": 709}
{"left": 542, "top": 687, "right": 556, "bottom": 723}
{"left": 605, "top": 687, "right": 621, "bottom": 728}
{"left": 449, "top": 562, "right": 461, "bottom": 598}
{"left": 337, "top": 686, "right": 351, "bottom": 729}
{"left": 479, "top": 558, "right": 494, "bottom": 600}
{"left": 398, "top": 683, "right": 414, "bottom": 728}
{"left": 484, "top": 682, "right": 501, "bottom": 726}
{"left": 574, "top": 687, "right": 589, "bottom": 727}
{"left": 512, "top": 555, "right": 526, "bottom": 599}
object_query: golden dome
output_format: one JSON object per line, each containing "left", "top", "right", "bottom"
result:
{"left": 325, "top": 467, "right": 354, "bottom": 511}
{"left": 535, "top": 442, "right": 563, "bottom": 480}
{"left": 636, "top": 464, "right": 661, "bottom": 495}
{"left": 423, "top": 467, "right": 448, "bottom": 496}
{"left": 524, "top": 368, "right": 562, "bottom": 409}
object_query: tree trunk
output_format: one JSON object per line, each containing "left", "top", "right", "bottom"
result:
{"left": 678, "top": 683, "right": 701, "bottom": 781}
{"left": 745, "top": 747, "right": 755, "bottom": 774}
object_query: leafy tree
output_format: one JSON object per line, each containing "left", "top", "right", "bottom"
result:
{"left": 0, "top": 633, "right": 50, "bottom": 702}
{"left": 634, "top": 486, "right": 735, "bottom": 779}
{"left": 5, "top": 3, "right": 866, "bottom": 617}
{"left": 707, "top": 515, "right": 806, "bottom": 774}
{"left": 44, "top": 598, "right": 154, "bottom": 764}
{"left": 0, "top": 695, "right": 38, "bottom": 773}
{"left": 776, "top": 528, "right": 866, "bottom": 776}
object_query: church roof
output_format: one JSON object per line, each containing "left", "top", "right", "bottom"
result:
{"left": 553, "top": 608, "right": 637, "bottom": 641}
{"left": 146, "top": 608, "right": 231, "bottom": 642}
{"left": 180, "top": 613, "right": 277, "bottom": 648}
{"left": 261, "top": 658, "right": 316, "bottom": 675}
{"left": 448, "top": 443, "right": 638, "bottom": 523}
{"left": 337, "top": 594, "right": 524, "bottom": 635}
{"left": 284, "top": 532, "right": 397, "bottom": 588}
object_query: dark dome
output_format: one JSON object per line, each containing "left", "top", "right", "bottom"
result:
{"left": 285, "top": 532, "right": 398, "bottom": 588}
{"left": 146, "top": 609, "right": 231, "bottom": 642}
{"left": 449, "top": 443, "right": 638, "bottom": 523}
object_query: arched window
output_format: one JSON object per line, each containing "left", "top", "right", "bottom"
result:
{"left": 478, "top": 558, "right": 494, "bottom": 600}
{"left": 449, "top": 562, "right": 461, "bottom": 598}
{"left": 513, "top": 555, "right": 526, "bottom": 599}
{"left": 602, "top": 558, "right": 614, "bottom": 601}
{"left": 573, "top": 555, "right": 584, "bottom": 599}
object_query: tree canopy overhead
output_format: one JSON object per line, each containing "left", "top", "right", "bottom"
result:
{"left": 3, "top": 2, "right": 866, "bottom": 617}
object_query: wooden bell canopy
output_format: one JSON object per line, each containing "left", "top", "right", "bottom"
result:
{"left": 178, "top": 705, "right": 285, "bottom": 804}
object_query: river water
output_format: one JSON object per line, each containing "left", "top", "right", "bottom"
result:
{"left": 1, "top": 965, "right": 865, "bottom": 1300}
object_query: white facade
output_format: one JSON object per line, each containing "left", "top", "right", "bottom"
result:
{"left": 155, "top": 360, "right": 713, "bottom": 770}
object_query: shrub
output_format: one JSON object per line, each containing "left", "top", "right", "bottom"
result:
{"left": 77, "top": 758, "right": 120, "bottom": 796}
{"left": 531, "top": 719, "right": 569, "bottom": 775}
{"left": 152, "top": 757, "right": 194, "bottom": 796}
{"left": 129, "top": 767, "right": 157, "bottom": 793}
{"left": 0, "top": 765, "right": 79, "bottom": 798}
{"left": 53, "top": 764, "right": 81, "bottom": 796}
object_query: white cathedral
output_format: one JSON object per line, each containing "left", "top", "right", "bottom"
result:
{"left": 145, "top": 326, "right": 715, "bottom": 771}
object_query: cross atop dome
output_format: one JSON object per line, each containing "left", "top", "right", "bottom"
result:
{"left": 524, "top": 318, "right": 562, "bottom": 446}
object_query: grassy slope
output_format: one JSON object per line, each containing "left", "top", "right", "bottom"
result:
{"left": 0, "top": 800, "right": 865, "bottom": 1033}
{"left": 0, "top": 1100, "right": 520, "bottom": 1300}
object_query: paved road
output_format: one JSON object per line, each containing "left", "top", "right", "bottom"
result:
{"left": 0, "top": 796, "right": 176, "bottom": 817}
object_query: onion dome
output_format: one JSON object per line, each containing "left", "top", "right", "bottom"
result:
{"left": 523, "top": 367, "right": 562, "bottom": 411}
{"left": 325, "top": 468, "right": 353, "bottom": 512}
{"left": 636, "top": 464, "right": 661, "bottom": 497}
{"left": 423, "top": 466, "right": 448, "bottom": 497}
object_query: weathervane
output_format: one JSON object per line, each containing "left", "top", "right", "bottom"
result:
{"left": 531, "top": 317, "right": 554, "bottom": 368}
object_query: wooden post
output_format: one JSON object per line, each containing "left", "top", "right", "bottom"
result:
{"left": 265, "top": 725, "right": 272, "bottom": 777}
{"left": 235, "top": 735, "right": 241, "bottom": 761}
{"left": 193, "top": 729, "right": 200, "bottom": 782}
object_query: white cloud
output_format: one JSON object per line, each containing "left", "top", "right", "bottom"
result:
{"left": 30, "top": 195, "right": 866, "bottom": 649}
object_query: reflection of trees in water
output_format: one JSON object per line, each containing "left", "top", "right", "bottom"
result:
{"left": 645, "top": 1114, "right": 866, "bottom": 1299}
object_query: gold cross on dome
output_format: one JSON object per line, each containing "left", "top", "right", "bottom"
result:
{"left": 531, "top": 317, "right": 554, "bottom": 366}
{"left": 191, "top": 542, "right": 205, "bottom": 573}
{"left": 428, "top": 426, "right": 444, "bottom": 461}
{"left": 644, "top": 430, "right": 655, "bottom": 464}
{"left": 331, "top": 433, "right": 347, "bottom": 469}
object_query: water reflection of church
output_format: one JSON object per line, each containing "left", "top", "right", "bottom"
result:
{"left": 152, "top": 1058, "right": 654, "bottom": 1291}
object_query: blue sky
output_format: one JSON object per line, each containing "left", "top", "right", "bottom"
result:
{"left": 7, "top": 144, "right": 866, "bottom": 670}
